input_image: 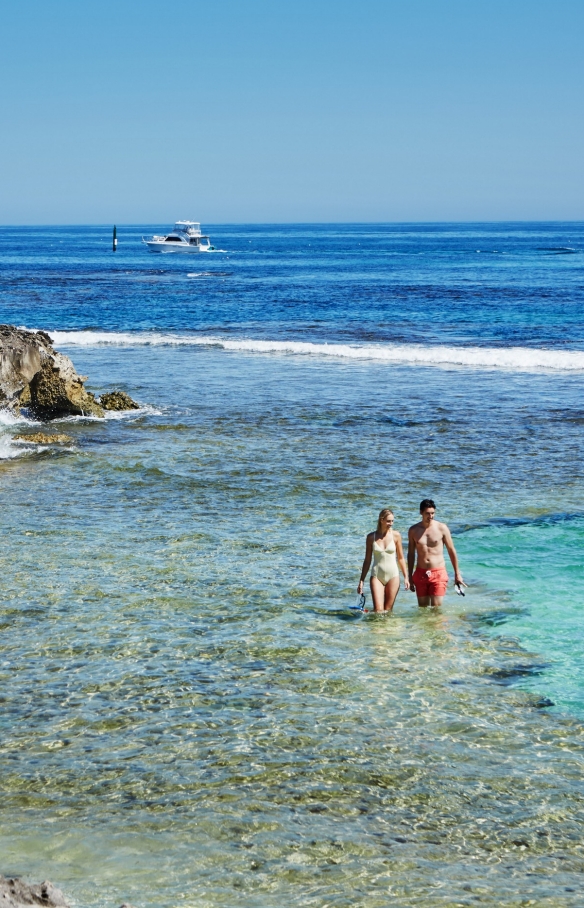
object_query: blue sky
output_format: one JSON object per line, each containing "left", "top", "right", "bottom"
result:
{"left": 1, "top": 0, "right": 582, "bottom": 223}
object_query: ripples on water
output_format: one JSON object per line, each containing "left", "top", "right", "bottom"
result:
{"left": 0, "top": 350, "right": 584, "bottom": 906}
{"left": 1, "top": 341, "right": 584, "bottom": 906}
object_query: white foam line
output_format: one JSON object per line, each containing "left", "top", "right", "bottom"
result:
{"left": 43, "top": 330, "right": 584, "bottom": 373}
{"left": 0, "top": 438, "right": 27, "bottom": 460}
{"left": 103, "top": 405, "right": 162, "bottom": 420}
{"left": 0, "top": 409, "right": 31, "bottom": 427}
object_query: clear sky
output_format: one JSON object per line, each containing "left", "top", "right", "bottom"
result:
{"left": 1, "top": 0, "right": 583, "bottom": 223}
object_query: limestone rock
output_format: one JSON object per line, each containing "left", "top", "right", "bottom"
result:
{"left": 100, "top": 391, "right": 139, "bottom": 411}
{"left": 13, "top": 433, "right": 73, "bottom": 445}
{"left": 0, "top": 876, "right": 69, "bottom": 907}
{"left": 29, "top": 354, "right": 103, "bottom": 419}
{"left": 0, "top": 325, "right": 104, "bottom": 418}
{"left": 0, "top": 326, "right": 43, "bottom": 410}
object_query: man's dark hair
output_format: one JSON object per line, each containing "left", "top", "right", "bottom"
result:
{"left": 419, "top": 498, "right": 436, "bottom": 513}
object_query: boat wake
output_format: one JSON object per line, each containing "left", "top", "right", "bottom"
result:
{"left": 44, "top": 330, "right": 584, "bottom": 373}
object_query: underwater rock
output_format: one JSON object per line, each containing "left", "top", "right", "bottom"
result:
{"left": 99, "top": 391, "right": 139, "bottom": 411}
{"left": 485, "top": 662, "right": 549, "bottom": 685}
{"left": 0, "top": 876, "right": 69, "bottom": 907}
{"left": 13, "top": 433, "right": 73, "bottom": 445}
{"left": 0, "top": 325, "right": 104, "bottom": 418}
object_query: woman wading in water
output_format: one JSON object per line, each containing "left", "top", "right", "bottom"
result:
{"left": 358, "top": 509, "right": 409, "bottom": 612}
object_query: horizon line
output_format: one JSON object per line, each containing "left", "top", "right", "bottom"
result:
{"left": 1, "top": 219, "right": 584, "bottom": 229}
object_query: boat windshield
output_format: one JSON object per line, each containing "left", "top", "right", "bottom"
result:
{"left": 175, "top": 221, "right": 201, "bottom": 236}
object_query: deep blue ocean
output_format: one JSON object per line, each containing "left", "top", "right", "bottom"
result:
{"left": 1, "top": 223, "right": 583, "bottom": 908}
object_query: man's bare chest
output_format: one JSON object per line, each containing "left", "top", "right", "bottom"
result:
{"left": 416, "top": 530, "right": 443, "bottom": 549}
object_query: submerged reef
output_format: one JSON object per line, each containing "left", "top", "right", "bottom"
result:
{"left": 0, "top": 326, "right": 138, "bottom": 419}
{"left": 13, "top": 432, "right": 73, "bottom": 444}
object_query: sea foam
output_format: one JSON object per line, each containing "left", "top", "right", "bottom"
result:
{"left": 0, "top": 410, "right": 40, "bottom": 459}
{"left": 46, "top": 330, "right": 584, "bottom": 373}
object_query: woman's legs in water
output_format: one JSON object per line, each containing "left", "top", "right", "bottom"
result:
{"left": 370, "top": 575, "right": 400, "bottom": 612}
{"left": 370, "top": 576, "right": 386, "bottom": 612}
{"left": 383, "top": 575, "right": 400, "bottom": 610}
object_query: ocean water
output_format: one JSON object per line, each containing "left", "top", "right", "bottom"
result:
{"left": 1, "top": 223, "right": 584, "bottom": 907}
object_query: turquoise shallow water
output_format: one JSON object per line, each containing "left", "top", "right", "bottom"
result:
{"left": 457, "top": 518, "right": 584, "bottom": 714}
{"left": 1, "top": 225, "right": 584, "bottom": 906}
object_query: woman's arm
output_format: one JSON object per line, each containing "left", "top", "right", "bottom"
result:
{"left": 357, "top": 533, "right": 373, "bottom": 593}
{"left": 394, "top": 532, "right": 410, "bottom": 589}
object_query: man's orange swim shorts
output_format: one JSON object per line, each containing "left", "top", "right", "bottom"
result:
{"left": 413, "top": 566, "right": 449, "bottom": 597}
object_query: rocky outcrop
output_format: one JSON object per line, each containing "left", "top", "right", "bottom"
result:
{"left": 0, "top": 876, "right": 135, "bottom": 908}
{"left": 29, "top": 355, "right": 103, "bottom": 419}
{"left": 0, "top": 326, "right": 42, "bottom": 411}
{"left": 0, "top": 876, "right": 69, "bottom": 907}
{"left": 0, "top": 325, "right": 103, "bottom": 418}
{"left": 99, "top": 391, "right": 139, "bottom": 411}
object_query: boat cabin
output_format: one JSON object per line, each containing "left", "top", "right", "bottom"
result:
{"left": 143, "top": 220, "right": 213, "bottom": 252}
{"left": 172, "top": 222, "right": 210, "bottom": 245}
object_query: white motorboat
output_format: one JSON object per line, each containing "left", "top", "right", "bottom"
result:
{"left": 142, "top": 221, "right": 214, "bottom": 253}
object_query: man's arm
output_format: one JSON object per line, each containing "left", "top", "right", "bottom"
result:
{"left": 442, "top": 524, "right": 466, "bottom": 586}
{"left": 407, "top": 527, "right": 416, "bottom": 588}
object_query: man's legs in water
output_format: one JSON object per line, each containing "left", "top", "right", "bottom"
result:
{"left": 413, "top": 567, "right": 448, "bottom": 608}
{"left": 417, "top": 593, "right": 444, "bottom": 608}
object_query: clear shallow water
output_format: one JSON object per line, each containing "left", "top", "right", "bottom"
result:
{"left": 1, "top": 225, "right": 584, "bottom": 907}
{"left": 457, "top": 517, "right": 584, "bottom": 713}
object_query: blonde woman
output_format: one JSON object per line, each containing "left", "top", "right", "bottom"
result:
{"left": 358, "top": 509, "right": 410, "bottom": 612}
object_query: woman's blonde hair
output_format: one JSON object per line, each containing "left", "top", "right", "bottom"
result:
{"left": 376, "top": 508, "right": 394, "bottom": 533}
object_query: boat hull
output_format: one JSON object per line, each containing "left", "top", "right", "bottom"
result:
{"left": 144, "top": 241, "right": 208, "bottom": 253}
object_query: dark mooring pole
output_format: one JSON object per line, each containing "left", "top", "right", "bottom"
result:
{"left": 113, "top": 225, "right": 117, "bottom": 252}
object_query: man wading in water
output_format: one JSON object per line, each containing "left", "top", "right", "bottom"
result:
{"left": 408, "top": 499, "right": 467, "bottom": 607}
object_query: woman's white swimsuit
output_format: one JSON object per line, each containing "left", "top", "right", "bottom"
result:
{"left": 371, "top": 534, "right": 399, "bottom": 584}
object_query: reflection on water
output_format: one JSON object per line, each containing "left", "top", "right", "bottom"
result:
{"left": 1, "top": 347, "right": 584, "bottom": 907}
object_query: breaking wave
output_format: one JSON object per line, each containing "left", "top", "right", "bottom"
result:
{"left": 0, "top": 410, "right": 33, "bottom": 459}
{"left": 46, "top": 330, "right": 584, "bottom": 373}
